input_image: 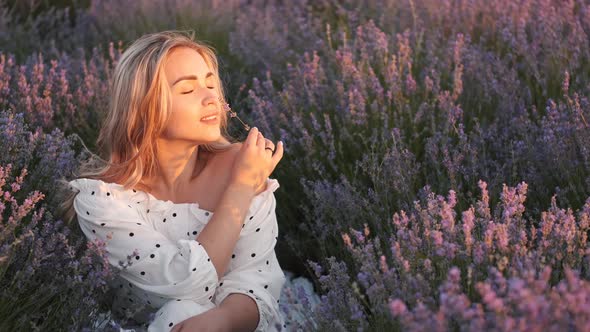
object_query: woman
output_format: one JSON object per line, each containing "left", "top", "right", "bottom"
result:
{"left": 57, "top": 31, "right": 287, "bottom": 332}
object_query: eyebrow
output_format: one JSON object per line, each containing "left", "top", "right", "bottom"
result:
{"left": 172, "top": 72, "right": 214, "bottom": 86}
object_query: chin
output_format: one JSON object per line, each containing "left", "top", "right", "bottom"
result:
{"left": 201, "top": 131, "right": 222, "bottom": 144}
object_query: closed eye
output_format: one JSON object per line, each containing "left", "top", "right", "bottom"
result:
{"left": 181, "top": 86, "right": 215, "bottom": 94}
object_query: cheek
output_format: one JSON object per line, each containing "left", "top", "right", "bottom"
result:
{"left": 161, "top": 112, "right": 195, "bottom": 138}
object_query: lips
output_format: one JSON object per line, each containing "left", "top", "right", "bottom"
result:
{"left": 200, "top": 112, "right": 218, "bottom": 121}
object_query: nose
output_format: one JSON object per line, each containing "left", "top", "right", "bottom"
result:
{"left": 202, "top": 94, "right": 218, "bottom": 109}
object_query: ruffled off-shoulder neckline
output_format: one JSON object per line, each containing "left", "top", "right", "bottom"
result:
{"left": 68, "top": 177, "right": 280, "bottom": 216}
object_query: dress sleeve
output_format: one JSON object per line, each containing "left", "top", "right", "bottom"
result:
{"left": 69, "top": 178, "right": 219, "bottom": 304}
{"left": 212, "top": 178, "right": 287, "bottom": 332}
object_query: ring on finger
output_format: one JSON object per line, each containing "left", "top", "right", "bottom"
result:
{"left": 265, "top": 147, "right": 275, "bottom": 153}
{"left": 265, "top": 140, "right": 275, "bottom": 152}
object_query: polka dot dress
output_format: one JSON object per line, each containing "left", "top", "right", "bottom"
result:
{"left": 69, "top": 178, "right": 287, "bottom": 332}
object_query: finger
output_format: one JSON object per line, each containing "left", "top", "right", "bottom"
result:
{"left": 264, "top": 138, "right": 275, "bottom": 151}
{"left": 265, "top": 146, "right": 274, "bottom": 157}
{"left": 244, "top": 127, "right": 259, "bottom": 148}
{"left": 270, "top": 141, "right": 284, "bottom": 169}
{"left": 256, "top": 131, "right": 266, "bottom": 151}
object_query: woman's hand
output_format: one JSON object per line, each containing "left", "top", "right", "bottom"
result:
{"left": 229, "top": 127, "right": 284, "bottom": 192}
{"left": 170, "top": 307, "right": 230, "bottom": 332}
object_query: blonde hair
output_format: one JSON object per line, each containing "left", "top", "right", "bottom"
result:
{"left": 56, "top": 30, "right": 237, "bottom": 225}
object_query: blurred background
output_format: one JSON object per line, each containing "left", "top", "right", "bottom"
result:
{"left": 1, "top": 0, "right": 590, "bottom": 331}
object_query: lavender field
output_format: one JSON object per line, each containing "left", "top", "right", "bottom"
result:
{"left": 1, "top": 0, "right": 590, "bottom": 331}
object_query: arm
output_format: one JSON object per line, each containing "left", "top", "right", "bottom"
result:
{"left": 196, "top": 182, "right": 256, "bottom": 279}
{"left": 213, "top": 180, "right": 287, "bottom": 332}
{"left": 69, "top": 178, "right": 220, "bottom": 304}
{"left": 218, "top": 293, "right": 260, "bottom": 332}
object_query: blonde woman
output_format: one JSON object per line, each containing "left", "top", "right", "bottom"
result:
{"left": 57, "top": 31, "right": 287, "bottom": 332}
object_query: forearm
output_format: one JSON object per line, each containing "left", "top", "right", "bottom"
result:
{"left": 196, "top": 183, "right": 255, "bottom": 279}
{"left": 218, "top": 293, "right": 260, "bottom": 332}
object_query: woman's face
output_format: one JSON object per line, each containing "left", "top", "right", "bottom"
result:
{"left": 161, "top": 46, "right": 221, "bottom": 144}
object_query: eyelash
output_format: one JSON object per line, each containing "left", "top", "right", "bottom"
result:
{"left": 181, "top": 86, "right": 215, "bottom": 94}
{"left": 181, "top": 90, "right": 192, "bottom": 94}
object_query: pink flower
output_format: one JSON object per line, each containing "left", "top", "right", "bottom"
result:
{"left": 462, "top": 207, "right": 475, "bottom": 252}
{"left": 432, "top": 230, "right": 444, "bottom": 247}
{"left": 389, "top": 299, "right": 407, "bottom": 316}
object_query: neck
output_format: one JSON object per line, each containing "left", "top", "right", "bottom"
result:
{"left": 145, "top": 139, "right": 209, "bottom": 197}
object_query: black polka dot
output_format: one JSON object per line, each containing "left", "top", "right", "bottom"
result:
{"left": 169, "top": 323, "right": 173, "bottom": 327}
{"left": 219, "top": 282, "right": 223, "bottom": 286}
{"left": 150, "top": 254, "right": 155, "bottom": 258}
{"left": 133, "top": 189, "right": 137, "bottom": 193}
{"left": 156, "top": 244, "right": 160, "bottom": 248}
{"left": 92, "top": 229, "right": 96, "bottom": 233}
{"left": 135, "top": 255, "right": 140, "bottom": 260}
{"left": 91, "top": 191, "right": 95, "bottom": 195}
{"left": 147, "top": 300, "right": 151, "bottom": 304}
{"left": 256, "top": 228, "right": 260, "bottom": 232}
{"left": 137, "top": 201, "right": 140, "bottom": 204}
{"left": 106, "top": 192, "right": 110, "bottom": 196}
{"left": 249, "top": 216, "right": 254, "bottom": 220}
{"left": 231, "top": 254, "right": 235, "bottom": 259}
{"left": 209, "top": 295, "right": 213, "bottom": 300}
{"left": 172, "top": 213, "right": 177, "bottom": 217}
{"left": 207, "top": 258, "right": 210, "bottom": 261}
{"left": 193, "top": 268, "right": 196, "bottom": 271}
{"left": 176, "top": 299, "right": 181, "bottom": 301}
{"left": 205, "top": 286, "right": 209, "bottom": 292}
{"left": 162, "top": 218, "right": 166, "bottom": 223}
{"left": 141, "top": 271, "right": 145, "bottom": 275}
{"left": 251, "top": 253, "right": 256, "bottom": 257}
{"left": 266, "top": 260, "right": 269, "bottom": 265}
{"left": 192, "top": 230, "right": 198, "bottom": 235}
{"left": 205, "top": 212, "right": 210, "bottom": 216}
{"left": 264, "top": 285, "right": 268, "bottom": 289}
{"left": 136, "top": 222, "right": 141, "bottom": 225}
{"left": 187, "top": 232, "right": 190, "bottom": 236}
{"left": 119, "top": 284, "right": 123, "bottom": 288}
{"left": 147, "top": 209, "right": 150, "bottom": 213}
{"left": 249, "top": 290, "right": 254, "bottom": 293}
{"left": 129, "top": 282, "right": 133, "bottom": 288}
{"left": 129, "top": 232, "right": 134, "bottom": 237}
{"left": 86, "top": 211, "right": 90, "bottom": 215}
{"left": 128, "top": 205, "right": 132, "bottom": 208}
{"left": 242, "top": 223, "right": 245, "bottom": 228}
{"left": 101, "top": 223, "right": 106, "bottom": 226}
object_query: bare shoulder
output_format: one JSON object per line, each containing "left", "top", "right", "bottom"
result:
{"left": 216, "top": 142, "right": 267, "bottom": 195}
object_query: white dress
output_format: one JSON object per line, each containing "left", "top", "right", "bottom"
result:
{"left": 69, "top": 177, "right": 287, "bottom": 332}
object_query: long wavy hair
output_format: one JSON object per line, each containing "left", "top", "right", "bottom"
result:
{"left": 56, "top": 30, "right": 236, "bottom": 225}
